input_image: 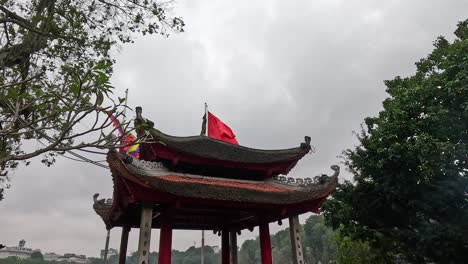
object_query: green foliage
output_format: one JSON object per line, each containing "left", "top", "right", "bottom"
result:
{"left": 0, "top": 257, "right": 68, "bottom": 264}
{"left": 0, "top": 215, "right": 384, "bottom": 264}
{"left": 239, "top": 239, "right": 260, "bottom": 264}
{"left": 323, "top": 19, "right": 468, "bottom": 263}
{"left": 123, "top": 246, "right": 220, "bottom": 264}
{"left": 303, "top": 215, "right": 336, "bottom": 263}
{"left": 0, "top": 256, "right": 110, "bottom": 264}
{"left": 30, "top": 252, "right": 43, "bottom": 261}
{"left": 107, "top": 254, "right": 119, "bottom": 264}
{"left": 0, "top": 0, "right": 184, "bottom": 199}
{"left": 238, "top": 215, "right": 341, "bottom": 264}
{"left": 171, "top": 246, "right": 220, "bottom": 264}
{"left": 88, "top": 258, "right": 104, "bottom": 264}
{"left": 270, "top": 229, "right": 292, "bottom": 263}
{"left": 333, "top": 234, "right": 373, "bottom": 264}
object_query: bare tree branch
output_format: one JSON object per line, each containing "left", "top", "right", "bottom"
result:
{"left": 0, "top": 73, "right": 43, "bottom": 89}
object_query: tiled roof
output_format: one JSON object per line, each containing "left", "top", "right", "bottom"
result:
{"left": 94, "top": 151, "right": 339, "bottom": 229}
{"left": 145, "top": 129, "right": 310, "bottom": 164}
{"left": 108, "top": 151, "right": 338, "bottom": 204}
{"left": 158, "top": 175, "right": 288, "bottom": 193}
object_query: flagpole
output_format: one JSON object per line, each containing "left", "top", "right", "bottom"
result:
{"left": 122, "top": 88, "right": 129, "bottom": 124}
{"left": 122, "top": 89, "right": 129, "bottom": 154}
{"left": 205, "top": 103, "right": 208, "bottom": 136}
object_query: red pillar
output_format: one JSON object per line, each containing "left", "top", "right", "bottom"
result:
{"left": 158, "top": 217, "right": 173, "bottom": 264}
{"left": 259, "top": 223, "right": 272, "bottom": 264}
{"left": 221, "top": 229, "right": 230, "bottom": 264}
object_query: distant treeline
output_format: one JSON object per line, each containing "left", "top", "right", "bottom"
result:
{"left": 0, "top": 215, "right": 373, "bottom": 264}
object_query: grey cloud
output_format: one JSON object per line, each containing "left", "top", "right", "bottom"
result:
{"left": 1, "top": 0, "right": 466, "bottom": 257}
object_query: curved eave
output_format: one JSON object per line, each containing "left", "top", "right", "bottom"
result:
{"left": 93, "top": 203, "right": 113, "bottom": 229}
{"left": 146, "top": 128, "right": 310, "bottom": 164}
{"left": 108, "top": 151, "right": 338, "bottom": 205}
{"left": 92, "top": 163, "right": 135, "bottom": 230}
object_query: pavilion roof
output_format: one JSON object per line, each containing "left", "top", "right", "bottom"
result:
{"left": 116, "top": 153, "right": 338, "bottom": 204}
{"left": 93, "top": 151, "right": 339, "bottom": 230}
{"left": 135, "top": 107, "right": 311, "bottom": 177}
{"left": 142, "top": 129, "right": 311, "bottom": 164}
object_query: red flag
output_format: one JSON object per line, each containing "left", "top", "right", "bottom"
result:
{"left": 105, "top": 111, "right": 139, "bottom": 158}
{"left": 207, "top": 111, "right": 239, "bottom": 145}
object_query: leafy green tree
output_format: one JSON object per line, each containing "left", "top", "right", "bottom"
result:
{"left": 0, "top": 257, "right": 61, "bottom": 264}
{"left": 0, "top": 0, "right": 184, "bottom": 200}
{"left": 323, "top": 20, "right": 468, "bottom": 263}
{"left": 171, "top": 249, "right": 185, "bottom": 264}
{"left": 303, "top": 215, "right": 336, "bottom": 264}
{"left": 170, "top": 246, "right": 219, "bottom": 264}
{"left": 126, "top": 251, "right": 139, "bottom": 264}
{"left": 333, "top": 234, "right": 373, "bottom": 264}
{"left": 270, "top": 228, "right": 292, "bottom": 264}
{"left": 30, "top": 251, "right": 44, "bottom": 261}
{"left": 238, "top": 239, "right": 260, "bottom": 264}
{"left": 108, "top": 253, "right": 119, "bottom": 264}
{"left": 0, "top": 257, "right": 18, "bottom": 264}
{"left": 148, "top": 251, "right": 158, "bottom": 264}
{"left": 89, "top": 257, "right": 105, "bottom": 264}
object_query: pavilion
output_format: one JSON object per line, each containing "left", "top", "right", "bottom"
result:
{"left": 93, "top": 107, "right": 339, "bottom": 264}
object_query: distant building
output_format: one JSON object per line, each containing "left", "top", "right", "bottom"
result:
{"left": 0, "top": 240, "right": 41, "bottom": 259}
{"left": 100, "top": 248, "right": 118, "bottom": 259}
{"left": 59, "top": 253, "right": 90, "bottom": 264}
{"left": 44, "top": 252, "right": 62, "bottom": 261}
{"left": 0, "top": 240, "right": 91, "bottom": 264}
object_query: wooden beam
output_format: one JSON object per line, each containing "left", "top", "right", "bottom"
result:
{"left": 137, "top": 203, "right": 153, "bottom": 264}
{"left": 289, "top": 215, "right": 304, "bottom": 264}
{"left": 259, "top": 222, "right": 272, "bottom": 264}
{"left": 118, "top": 226, "right": 130, "bottom": 264}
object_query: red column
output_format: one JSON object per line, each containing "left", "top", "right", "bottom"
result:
{"left": 259, "top": 223, "right": 272, "bottom": 264}
{"left": 221, "top": 229, "right": 230, "bottom": 264}
{"left": 158, "top": 217, "right": 173, "bottom": 264}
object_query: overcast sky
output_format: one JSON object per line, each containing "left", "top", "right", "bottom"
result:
{"left": 1, "top": 0, "right": 467, "bottom": 258}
